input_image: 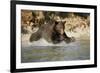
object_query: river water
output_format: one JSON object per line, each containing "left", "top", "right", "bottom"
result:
{"left": 21, "top": 36, "right": 90, "bottom": 63}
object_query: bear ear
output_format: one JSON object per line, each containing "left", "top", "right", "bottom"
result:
{"left": 55, "top": 21, "right": 59, "bottom": 25}
{"left": 63, "top": 21, "right": 66, "bottom": 24}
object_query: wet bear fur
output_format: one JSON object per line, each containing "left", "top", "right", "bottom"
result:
{"left": 29, "top": 20, "right": 75, "bottom": 44}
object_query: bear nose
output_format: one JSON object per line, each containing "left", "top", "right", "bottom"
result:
{"left": 60, "top": 29, "right": 64, "bottom": 35}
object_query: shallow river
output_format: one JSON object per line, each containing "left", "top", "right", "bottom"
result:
{"left": 21, "top": 37, "right": 90, "bottom": 63}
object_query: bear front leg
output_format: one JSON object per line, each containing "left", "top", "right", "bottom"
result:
{"left": 63, "top": 33, "right": 75, "bottom": 43}
{"left": 29, "top": 31, "right": 41, "bottom": 42}
{"left": 51, "top": 32, "right": 62, "bottom": 44}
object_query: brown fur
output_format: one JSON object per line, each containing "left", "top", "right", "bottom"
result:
{"left": 30, "top": 20, "right": 75, "bottom": 44}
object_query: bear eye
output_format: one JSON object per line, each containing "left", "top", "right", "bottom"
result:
{"left": 55, "top": 21, "right": 59, "bottom": 24}
{"left": 34, "top": 25, "right": 37, "bottom": 27}
{"left": 55, "top": 25, "right": 63, "bottom": 32}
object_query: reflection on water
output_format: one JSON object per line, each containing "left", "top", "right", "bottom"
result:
{"left": 21, "top": 40, "right": 90, "bottom": 63}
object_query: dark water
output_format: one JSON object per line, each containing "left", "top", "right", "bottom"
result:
{"left": 21, "top": 40, "right": 90, "bottom": 63}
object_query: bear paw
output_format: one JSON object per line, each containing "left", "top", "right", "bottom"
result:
{"left": 64, "top": 37, "right": 75, "bottom": 43}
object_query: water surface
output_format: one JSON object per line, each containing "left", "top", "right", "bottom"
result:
{"left": 21, "top": 39, "right": 90, "bottom": 63}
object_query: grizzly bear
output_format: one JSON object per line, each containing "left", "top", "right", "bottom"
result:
{"left": 29, "top": 20, "right": 75, "bottom": 44}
